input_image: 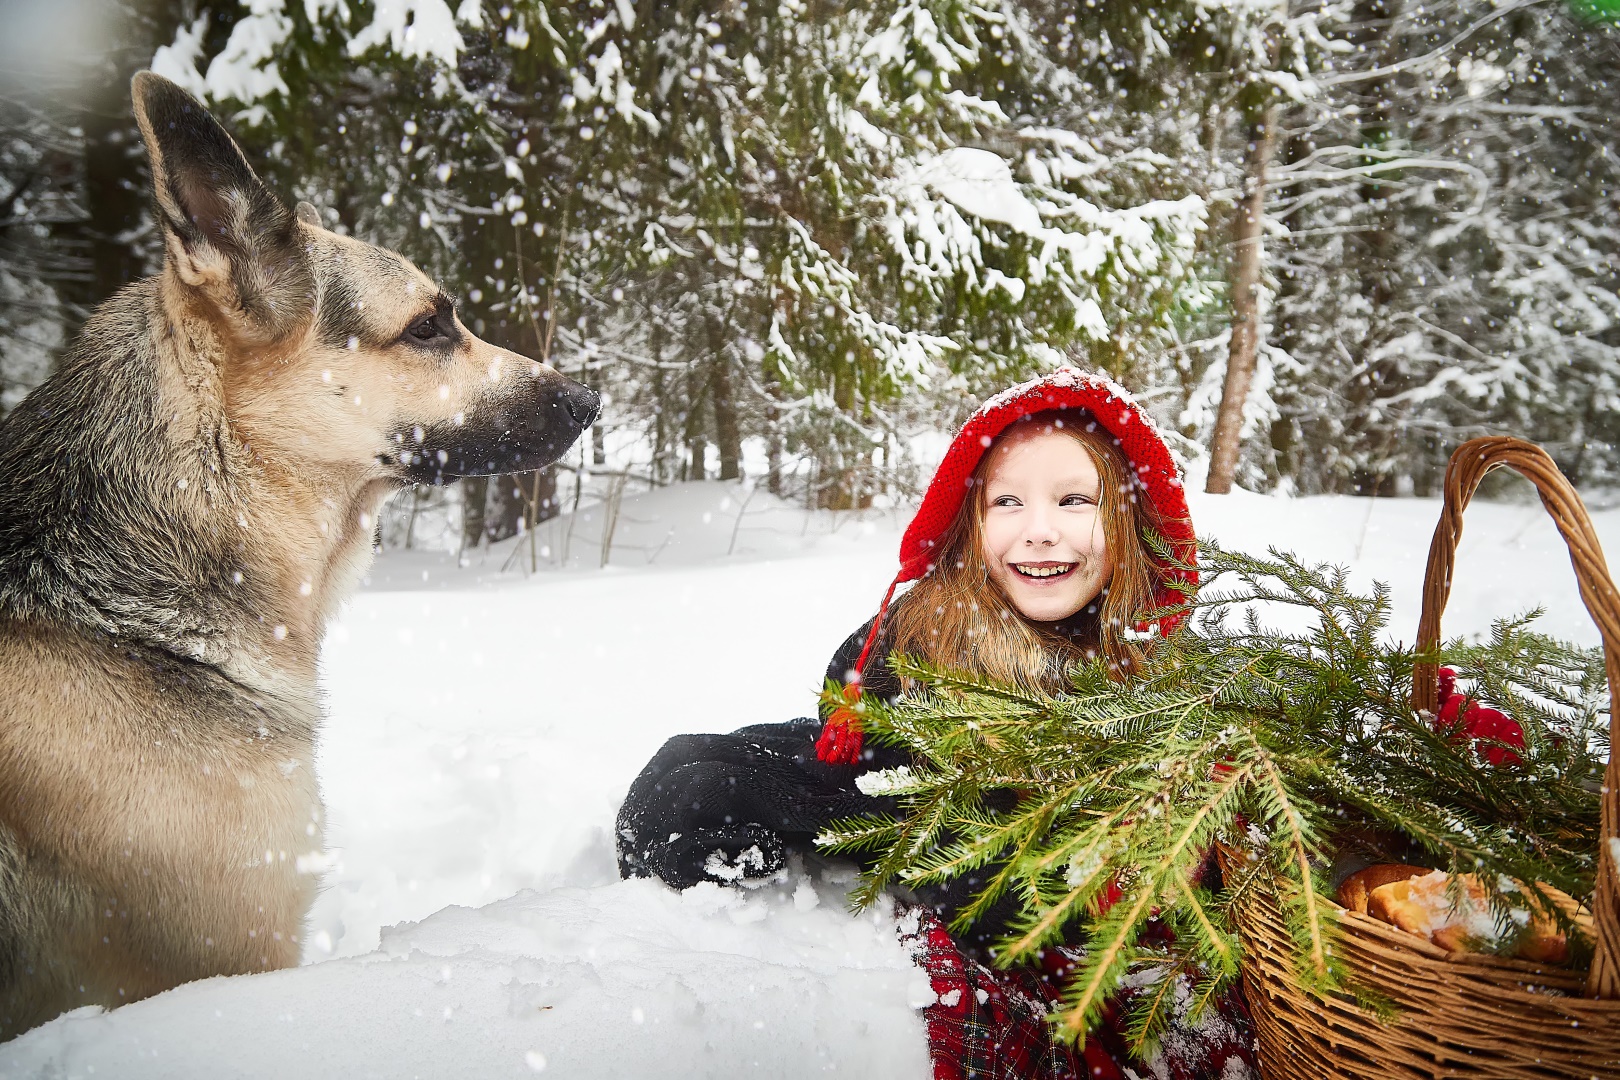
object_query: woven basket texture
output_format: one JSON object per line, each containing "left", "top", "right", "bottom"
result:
{"left": 1235, "top": 438, "right": 1620, "bottom": 1080}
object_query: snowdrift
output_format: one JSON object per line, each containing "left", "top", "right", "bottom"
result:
{"left": 4, "top": 480, "right": 1616, "bottom": 1078}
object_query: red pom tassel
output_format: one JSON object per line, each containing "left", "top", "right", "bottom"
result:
{"left": 817, "top": 575, "right": 903, "bottom": 766}
{"left": 816, "top": 683, "right": 865, "bottom": 765}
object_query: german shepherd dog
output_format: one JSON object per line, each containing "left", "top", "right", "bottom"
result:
{"left": 0, "top": 73, "right": 597, "bottom": 1040}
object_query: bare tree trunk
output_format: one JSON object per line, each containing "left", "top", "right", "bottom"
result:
{"left": 403, "top": 485, "right": 424, "bottom": 549}
{"left": 529, "top": 468, "right": 559, "bottom": 524}
{"left": 765, "top": 365, "right": 784, "bottom": 496}
{"left": 460, "top": 476, "right": 489, "bottom": 551}
{"left": 817, "top": 359, "right": 866, "bottom": 510}
{"left": 80, "top": 110, "right": 146, "bottom": 308}
{"left": 709, "top": 315, "right": 741, "bottom": 482}
{"left": 683, "top": 361, "right": 707, "bottom": 481}
{"left": 487, "top": 473, "right": 528, "bottom": 540}
{"left": 590, "top": 389, "right": 606, "bottom": 467}
{"left": 1206, "top": 104, "right": 1277, "bottom": 495}
{"left": 459, "top": 186, "right": 511, "bottom": 546}
{"left": 649, "top": 316, "right": 667, "bottom": 485}
{"left": 55, "top": 1, "right": 190, "bottom": 325}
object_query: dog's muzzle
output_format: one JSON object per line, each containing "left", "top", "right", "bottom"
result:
{"left": 391, "top": 374, "right": 600, "bottom": 484}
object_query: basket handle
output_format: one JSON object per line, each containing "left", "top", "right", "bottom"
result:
{"left": 1411, "top": 437, "right": 1620, "bottom": 998}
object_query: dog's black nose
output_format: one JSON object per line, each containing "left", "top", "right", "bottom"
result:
{"left": 566, "top": 383, "right": 601, "bottom": 428}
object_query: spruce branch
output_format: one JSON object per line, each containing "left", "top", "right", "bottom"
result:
{"left": 1053, "top": 885, "right": 1159, "bottom": 1044}
{"left": 836, "top": 540, "right": 1608, "bottom": 1045}
{"left": 1241, "top": 730, "right": 1332, "bottom": 984}
{"left": 1123, "top": 963, "right": 1183, "bottom": 1058}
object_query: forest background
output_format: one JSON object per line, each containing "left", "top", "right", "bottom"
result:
{"left": 2, "top": 0, "right": 1617, "bottom": 552}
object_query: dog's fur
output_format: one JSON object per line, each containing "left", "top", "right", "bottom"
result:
{"left": 0, "top": 74, "right": 597, "bottom": 1040}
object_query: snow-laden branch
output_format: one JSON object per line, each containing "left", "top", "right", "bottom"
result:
{"left": 1316, "top": 0, "right": 1555, "bottom": 86}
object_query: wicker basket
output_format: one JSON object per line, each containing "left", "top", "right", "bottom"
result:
{"left": 1231, "top": 437, "right": 1620, "bottom": 1080}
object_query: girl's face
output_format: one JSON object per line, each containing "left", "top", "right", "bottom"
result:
{"left": 978, "top": 425, "right": 1113, "bottom": 623}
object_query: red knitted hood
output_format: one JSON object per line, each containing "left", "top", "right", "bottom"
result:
{"left": 816, "top": 367, "right": 1198, "bottom": 765}
{"left": 900, "top": 366, "right": 1197, "bottom": 623}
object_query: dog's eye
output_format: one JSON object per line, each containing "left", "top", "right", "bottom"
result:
{"left": 406, "top": 315, "right": 445, "bottom": 342}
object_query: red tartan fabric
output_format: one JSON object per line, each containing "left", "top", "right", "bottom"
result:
{"left": 897, "top": 907, "right": 1258, "bottom": 1080}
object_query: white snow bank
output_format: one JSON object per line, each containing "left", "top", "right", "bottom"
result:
{"left": 307, "top": 534, "right": 902, "bottom": 962}
{"left": 1, "top": 875, "right": 932, "bottom": 1079}
{"left": 3, "top": 478, "right": 1618, "bottom": 1077}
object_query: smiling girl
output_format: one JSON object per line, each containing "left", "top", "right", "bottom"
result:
{"left": 810, "top": 371, "right": 1194, "bottom": 771}
{"left": 616, "top": 369, "right": 1253, "bottom": 1079}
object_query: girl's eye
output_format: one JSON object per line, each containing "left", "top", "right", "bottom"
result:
{"left": 991, "top": 495, "right": 1022, "bottom": 508}
{"left": 1060, "top": 494, "right": 1096, "bottom": 507}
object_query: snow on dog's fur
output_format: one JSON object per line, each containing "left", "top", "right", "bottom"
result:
{"left": 0, "top": 72, "right": 597, "bottom": 1040}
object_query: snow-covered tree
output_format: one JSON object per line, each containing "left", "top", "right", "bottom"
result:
{"left": 147, "top": 0, "right": 1212, "bottom": 513}
{"left": 4, "top": 0, "right": 1612, "bottom": 507}
{"left": 2, "top": 0, "right": 196, "bottom": 412}
{"left": 1265, "top": 0, "right": 1620, "bottom": 493}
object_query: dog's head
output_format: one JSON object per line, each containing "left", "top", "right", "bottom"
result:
{"left": 130, "top": 72, "right": 597, "bottom": 486}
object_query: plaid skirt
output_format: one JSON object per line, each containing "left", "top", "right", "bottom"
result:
{"left": 897, "top": 907, "right": 1259, "bottom": 1080}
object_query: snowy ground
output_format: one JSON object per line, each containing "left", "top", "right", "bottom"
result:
{"left": 4, "top": 476, "right": 1618, "bottom": 1079}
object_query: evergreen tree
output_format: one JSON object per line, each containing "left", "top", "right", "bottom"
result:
{"left": 146, "top": 0, "right": 1212, "bottom": 514}
{"left": 5, "top": 0, "right": 1614, "bottom": 501}
{"left": 1265, "top": 0, "right": 1620, "bottom": 493}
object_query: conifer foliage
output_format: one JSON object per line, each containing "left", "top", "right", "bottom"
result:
{"left": 819, "top": 543, "right": 1610, "bottom": 1047}
{"left": 6, "top": 1, "right": 1619, "bottom": 514}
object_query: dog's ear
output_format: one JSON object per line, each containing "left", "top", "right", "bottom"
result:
{"left": 131, "top": 72, "right": 314, "bottom": 338}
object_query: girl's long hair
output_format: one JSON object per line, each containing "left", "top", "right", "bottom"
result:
{"left": 883, "top": 410, "right": 1177, "bottom": 692}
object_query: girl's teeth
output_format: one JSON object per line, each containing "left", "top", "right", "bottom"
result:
{"left": 1014, "top": 564, "right": 1074, "bottom": 579}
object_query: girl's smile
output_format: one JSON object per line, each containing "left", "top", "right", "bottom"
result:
{"left": 1011, "top": 561, "right": 1076, "bottom": 579}
{"left": 979, "top": 425, "right": 1113, "bottom": 622}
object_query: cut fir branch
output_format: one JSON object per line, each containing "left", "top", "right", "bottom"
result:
{"left": 820, "top": 541, "right": 1610, "bottom": 1045}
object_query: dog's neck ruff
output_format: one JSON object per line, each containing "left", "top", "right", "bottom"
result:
{"left": 0, "top": 283, "right": 340, "bottom": 704}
